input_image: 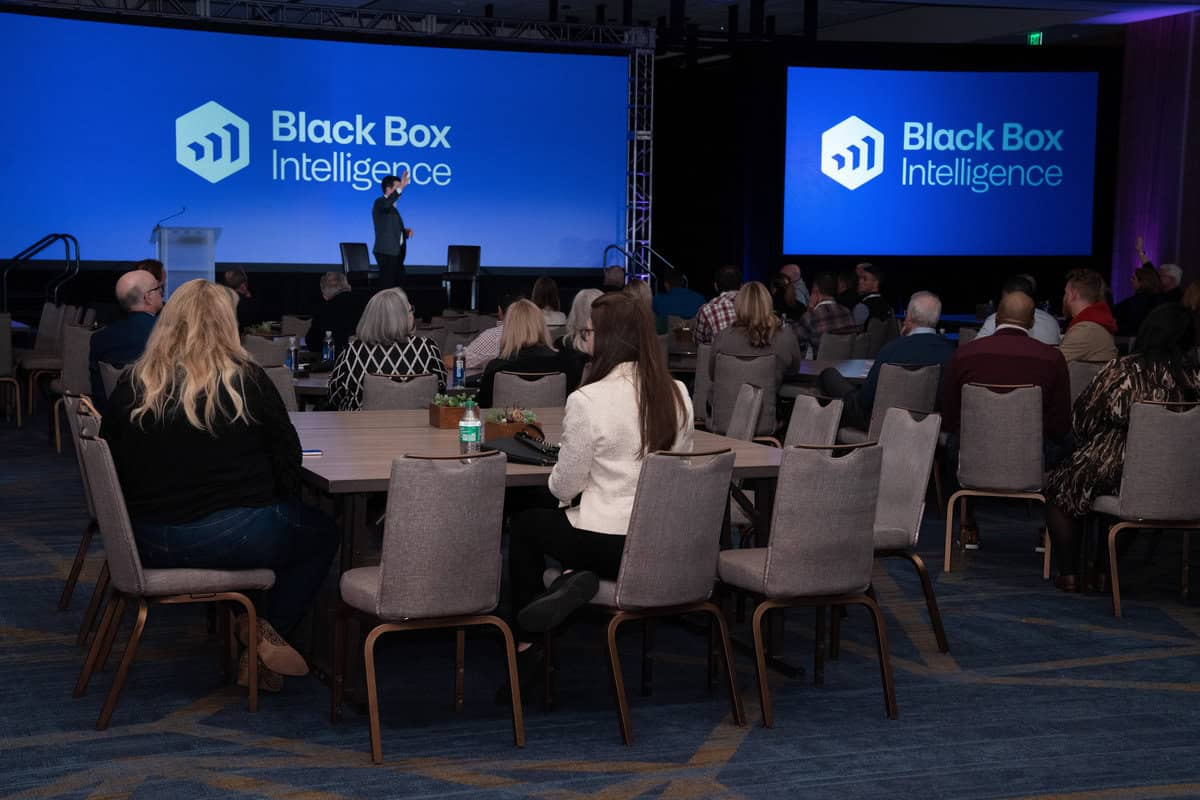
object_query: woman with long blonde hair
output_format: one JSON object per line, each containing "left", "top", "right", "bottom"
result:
{"left": 476, "top": 298, "right": 579, "bottom": 406}
{"left": 101, "top": 280, "right": 337, "bottom": 691}
{"left": 709, "top": 280, "right": 801, "bottom": 386}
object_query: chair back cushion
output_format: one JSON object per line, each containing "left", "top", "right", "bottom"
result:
{"left": 77, "top": 431, "right": 146, "bottom": 595}
{"left": 868, "top": 363, "right": 940, "bottom": 439}
{"left": 280, "top": 315, "right": 312, "bottom": 338}
{"left": 1118, "top": 403, "right": 1200, "bottom": 520}
{"left": 1068, "top": 360, "right": 1106, "bottom": 405}
{"left": 818, "top": 332, "right": 855, "bottom": 360}
{"left": 784, "top": 394, "right": 843, "bottom": 447}
{"left": 63, "top": 395, "right": 98, "bottom": 518}
{"left": 0, "top": 313, "right": 12, "bottom": 375}
{"left": 874, "top": 409, "right": 941, "bottom": 550}
{"left": 99, "top": 362, "right": 126, "bottom": 400}
{"left": 262, "top": 366, "right": 300, "bottom": 413}
{"left": 958, "top": 328, "right": 979, "bottom": 348}
{"left": 692, "top": 342, "right": 713, "bottom": 424}
{"left": 60, "top": 324, "right": 95, "bottom": 394}
{"left": 710, "top": 353, "right": 776, "bottom": 436}
{"left": 492, "top": 371, "right": 567, "bottom": 408}
{"left": 865, "top": 316, "right": 900, "bottom": 356}
{"left": 417, "top": 325, "right": 449, "bottom": 354}
{"left": 361, "top": 373, "right": 438, "bottom": 410}
{"left": 764, "top": 445, "right": 883, "bottom": 597}
{"left": 615, "top": 450, "right": 736, "bottom": 609}
{"left": 34, "top": 302, "right": 65, "bottom": 354}
{"left": 376, "top": 453, "right": 508, "bottom": 620}
{"left": 241, "top": 335, "right": 290, "bottom": 367}
{"left": 724, "top": 384, "right": 764, "bottom": 442}
{"left": 957, "top": 384, "right": 1044, "bottom": 491}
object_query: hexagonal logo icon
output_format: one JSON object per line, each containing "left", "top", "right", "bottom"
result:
{"left": 175, "top": 101, "right": 250, "bottom": 184}
{"left": 821, "top": 116, "right": 884, "bottom": 191}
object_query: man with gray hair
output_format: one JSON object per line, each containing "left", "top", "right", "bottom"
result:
{"left": 305, "top": 271, "right": 359, "bottom": 355}
{"left": 817, "top": 290, "right": 954, "bottom": 431}
{"left": 88, "top": 269, "right": 163, "bottom": 406}
{"left": 1159, "top": 263, "right": 1184, "bottom": 303}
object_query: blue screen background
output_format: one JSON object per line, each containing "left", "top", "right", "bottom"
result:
{"left": 783, "top": 67, "right": 1099, "bottom": 256}
{"left": 0, "top": 14, "right": 628, "bottom": 267}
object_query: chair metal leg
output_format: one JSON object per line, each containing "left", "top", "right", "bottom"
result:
{"left": 77, "top": 561, "right": 109, "bottom": 646}
{"left": 605, "top": 613, "right": 634, "bottom": 745}
{"left": 1042, "top": 527, "right": 1052, "bottom": 581}
{"left": 898, "top": 551, "right": 950, "bottom": 653}
{"left": 75, "top": 591, "right": 120, "bottom": 697}
{"left": 330, "top": 603, "right": 350, "bottom": 722}
{"left": 363, "top": 625, "right": 387, "bottom": 764}
{"left": 857, "top": 595, "right": 899, "bottom": 720}
{"left": 0, "top": 377, "right": 22, "bottom": 426}
{"left": 97, "top": 594, "right": 128, "bottom": 672}
{"left": 59, "top": 520, "right": 97, "bottom": 611}
{"left": 96, "top": 599, "right": 149, "bottom": 730}
{"left": 486, "top": 617, "right": 525, "bottom": 747}
{"left": 750, "top": 601, "right": 775, "bottom": 728}
{"left": 640, "top": 619, "right": 655, "bottom": 697}
{"left": 700, "top": 601, "right": 746, "bottom": 727}
{"left": 454, "top": 628, "right": 465, "bottom": 712}
{"left": 53, "top": 397, "right": 63, "bottom": 453}
{"left": 1109, "top": 523, "right": 1129, "bottom": 618}
{"left": 813, "top": 606, "right": 826, "bottom": 687}
{"left": 943, "top": 490, "right": 964, "bottom": 573}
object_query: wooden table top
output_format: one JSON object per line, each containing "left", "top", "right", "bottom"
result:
{"left": 297, "top": 411, "right": 779, "bottom": 493}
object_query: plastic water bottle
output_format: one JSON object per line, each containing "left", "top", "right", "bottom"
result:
{"left": 322, "top": 331, "right": 335, "bottom": 362}
{"left": 453, "top": 344, "right": 466, "bottom": 389}
{"left": 458, "top": 400, "right": 482, "bottom": 454}
{"left": 285, "top": 336, "right": 298, "bottom": 375}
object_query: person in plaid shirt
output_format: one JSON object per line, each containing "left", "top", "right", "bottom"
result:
{"left": 694, "top": 265, "right": 742, "bottom": 344}
{"left": 794, "top": 272, "right": 857, "bottom": 355}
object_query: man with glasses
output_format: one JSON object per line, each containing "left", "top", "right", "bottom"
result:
{"left": 88, "top": 269, "right": 163, "bottom": 407}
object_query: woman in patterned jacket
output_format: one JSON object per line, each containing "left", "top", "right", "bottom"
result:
{"left": 328, "top": 288, "right": 447, "bottom": 410}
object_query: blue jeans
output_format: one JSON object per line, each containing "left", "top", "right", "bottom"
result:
{"left": 135, "top": 501, "right": 339, "bottom": 634}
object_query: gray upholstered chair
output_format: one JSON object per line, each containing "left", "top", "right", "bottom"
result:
{"left": 839, "top": 363, "right": 941, "bottom": 444}
{"left": 942, "top": 384, "right": 1051, "bottom": 578}
{"left": 361, "top": 373, "right": 438, "bottom": 411}
{"left": 444, "top": 314, "right": 476, "bottom": 334}
{"left": 263, "top": 366, "right": 300, "bottom": 413}
{"left": 280, "top": 315, "right": 312, "bottom": 339}
{"left": 0, "top": 312, "right": 22, "bottom": 426}
{"left": 547, "top": 324, "right": 567, "bottom": 343}
{"left": 958, "top": 327, "right": 979, "bottom": 348}
{"left": 782, "top": 394, "right": 843, "bottom": 448}
{"left": 72, "top": 410, "right": 274, "bottom": 730}
{"left": 542, "top": 449, "right": 743, "bottom": 745}
{"left": 19, "top": 302, "right": 67, "bottom": 413}
{"left": 709, "top": 353, "right": 776, "bottom": 436}
{"left": 241, "top": 335, "right": 290, "bottom": 367}
{"left": 864, "top": 316, "right": 900, "bottom": 357}
{"left": 50, "top": 324, "right": 94, "bottom": 452}
{"left": 717, "top": 443, "right": 895, "bottom": 727}
{"left": 99, "top": 362, "right": 125, "bottom": 400}
{"left": 869, "top": 408, "right": 949, "bottom": 653}
{"left": 80, "top": 308, "right": 96, "bottom": 328}
{"left": 850, "top": 331, "right": 872, "bottom": 359}
{"left": 492, "top": 371, "right": 567, "bottom": 408}
{"left": 724, "top": 384, "right": 765, "bottom": 443}
{"left": 1093, "top": 402, "right": 1200, "bottom": 617}
{"left": 1068, "top": 360, "right": 1107, "bottom": 405}
{"left": 416, "top": 325, "right": 449, "bottom": 354}
{"left": 331, "top": 451, "right": 521, "bottom": 763}
{"left": 692, "top": 342, "right": 713, "bottom": 426}
{"left": 817, "top": 332, "right": 856, "bottom": 359}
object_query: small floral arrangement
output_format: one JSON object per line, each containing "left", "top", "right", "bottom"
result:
{"left": 485, "top": 407, "right": 537, "bottom": 424}
{"left": 432, "top": 393, "right": 473, "bottom": 407}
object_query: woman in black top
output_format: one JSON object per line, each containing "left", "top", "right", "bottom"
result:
{"left": 102, "top": 280, "right": 337, "bottom": 688}
{"left": 477, "top": 299, "right": 580, "bottom": 407}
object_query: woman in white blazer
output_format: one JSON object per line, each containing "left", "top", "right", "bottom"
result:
{"left": 509, "top": 292, "right": 694, "bottom": 644}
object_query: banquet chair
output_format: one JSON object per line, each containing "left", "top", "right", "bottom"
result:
{"left": 280, "top": 315, "right": 312, "bottom": 339}
{"left": 1094, "top": 402, "right": 1200, "bottom": 617}
{"left": 709, "top": 353, "right": 776, "bottom": 436}
{"left": 99, "top": 362, "right": 126, "bottom": 400}
{"left": 0, "top": 313, "right": 22, "bottom": 426}
{"left": 692, "top": 343, "right": 713, "bottom": 426}
{"left": 73, "top": 411, "right": 274, "bottom": 730}
{"left": 50, "top": 324, "right": 94, "bottom": 452}
{"left": 59, "top": 394, "right": 108, "bottom": 650}
{"left": 1068, "top": 360, "right": 1108, "bottom": 405}
{"left": 493, "top": 371, "right": 566, "bottom": 408}
{"left": 241, "top": 335, "right": 290, "bottom": 367}
{"left": 19, "top": 302, "right": 67, "bottom": 413}
{"left": 331, "top": 451, "right": 522, "bottom": 763}
{"left": 361, "top": 373, "right": 438, "bottom": 410}
{"left": 541, "top": 449, "right": 742, "bottom": 745}
{"left": 838, "top": 363, "right": 940, "bottom": 444}
{"left": 817, "top": 332, "right": 856, "bottom": 359}
{"left": 263, "top": 366, "right": 300, "bottom": 413}
{"left": 865, "top": 316, "right": 900, "bottom": 356}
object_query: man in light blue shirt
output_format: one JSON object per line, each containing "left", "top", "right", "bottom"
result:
{"left": 975, "top": 275, "right": 1061, "bottom": 346}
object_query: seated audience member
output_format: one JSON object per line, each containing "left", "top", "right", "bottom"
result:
{"left": 507, "top": 293, "right": 693, "bottom": 664}
{"left": 852, "top": 263, "right": 893, "bottom": 327}
{"left": 223, "top": 268, "right": 265, "bottom": 328}
{"left": 328, "top": 288, "right": 446, "bottom": 410}
{"left": 794, "top": 271, "right": 857, "bottom": 355}
{"left": 1184, "top": 281, "right": 1200, "bottom": 343}
{"left": 131, "top": 258, "right": 165, "bottom": 285}
{"left": 623, "top": 278, "right": 666, "bottom": 333}
{"left": 1058, "top": 268, "right": 1118, "bottom": 363}
{"left": 1045, "top": 303, "right": 1200, "bottom": 592}
{"left": 710, "top": 281, "right": 801, "bottom": 388}
{"left": 602, "top": 265, "right": 626, "bottom": 293}
{"left": 304, "top": 272, "right": 359, "bottom": 355}
{"left": 1114, "top": 266, "right": 1163, "bottom": 337}
{"left": 942, "top": 291, "right": 1071, "bottom": 549}
{"left": 532, "top": 276, "right": 567, "bottom": 327}
{"left": 693, "top": 265, "right": 742, "bottom": 345}
{"left": 477, "top": 299, "right": 579, "bottom": 407}
{"left": 1159, "top": 263, "right": 1184, "bottom": 303}
{"left": 976, "top": 275, "right": 1062, "bottom": 345}
{"left": 462, "top": 292, "right": 520, "bottom": 371}
{"left": 835, "top": 267, "right": 859, "bottom": 311}
{"left": 652, "top": 267, "right": 706, "bottom": 320}
{"left": 101, "top": 279, "right": 337, "bottom": 690}
{"left": 89, "top": 270, "right": 163, "bottom": 405}
{"left": 556, "top": 288, "right": 603, "bottom": 381}
{"left": 818, "top": 291, "right": 953, "bottom": 431}
{"left": 779, "top": 263, "right": 811, "bottom": 307}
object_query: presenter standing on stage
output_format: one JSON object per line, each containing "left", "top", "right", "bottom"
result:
{"left": 372, "top": 171, "right": 413, "bottom": 290}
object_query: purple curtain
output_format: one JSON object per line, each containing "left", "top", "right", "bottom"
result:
{"left": 1111, "top": 12, "right": 1199, "bottom": 300}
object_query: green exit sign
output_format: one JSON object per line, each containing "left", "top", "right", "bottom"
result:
{"left": 1027, "top": 31, "right": 1044, "bottom": 45}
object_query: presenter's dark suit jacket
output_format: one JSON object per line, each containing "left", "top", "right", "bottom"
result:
{"left": 89, "top": 311, "right": 156, "bottom": 407}
{"left": 372, "top": 192, "right": 407, "bottom": 263}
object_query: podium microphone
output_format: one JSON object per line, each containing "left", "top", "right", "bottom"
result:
{"left": 149, "top": 207, "right": 186, "bottom": 242}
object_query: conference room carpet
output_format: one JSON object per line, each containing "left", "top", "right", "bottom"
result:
{"left": 3, "top": 412, "right": 1200, "bottom": 800}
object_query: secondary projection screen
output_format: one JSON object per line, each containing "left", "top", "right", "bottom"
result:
{"left": 0, "top": 14, "right": 628, "bottom": 267}
{"left": 783, "top": 67, "right": 1100, "bottom": 257}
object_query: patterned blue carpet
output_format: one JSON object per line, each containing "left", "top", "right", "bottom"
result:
{"left": 3, "top": 405, "right": 1200, "bottom": 799}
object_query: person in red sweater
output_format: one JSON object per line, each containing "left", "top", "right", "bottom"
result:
{"left": 943, "top": 291, "right": 1072, "bottom": 548}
